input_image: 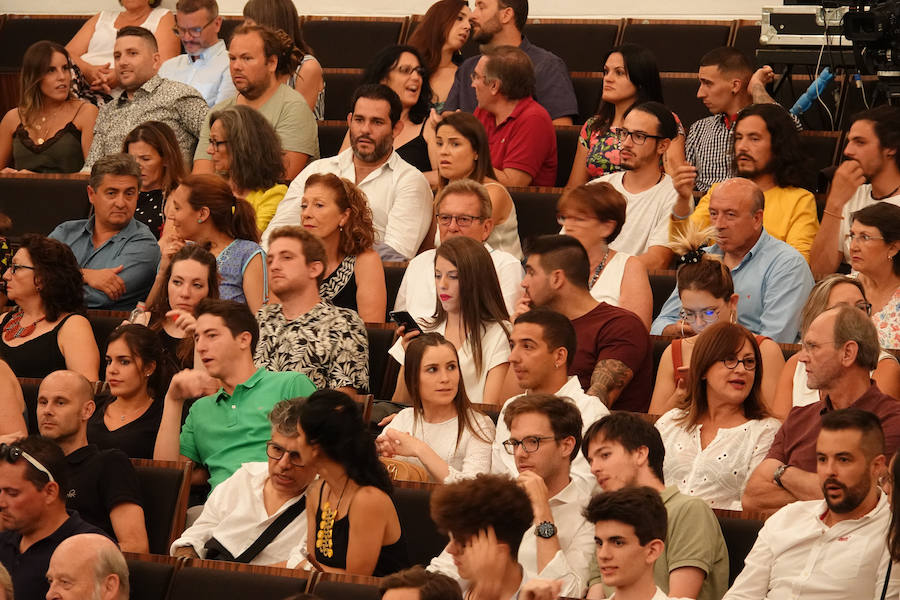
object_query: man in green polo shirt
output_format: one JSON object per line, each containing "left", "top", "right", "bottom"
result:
{"left": 154, "top": 298, "right": 315, "bottom": 490}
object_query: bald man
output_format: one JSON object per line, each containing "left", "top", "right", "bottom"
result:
{"left": 37, "top": 371, "right": 149, "bottom": 553}
{"left": 651, "top": 177, "right": 813, "bottom": 343}
{"left": 47, "top": 533, "right": 129, "bottom": 600}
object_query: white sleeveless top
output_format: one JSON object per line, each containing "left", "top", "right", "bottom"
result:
{"left": 589, "top": 251, "right": 630, "bottom": 306}
{"left": 791, "top": 350, "right": 898, "bottom": 406}
{"left": 484, "top": 182, "right": 523, "bottom": 260}
{"left": 81, "top": 7, "right": 169, "bottom": 67}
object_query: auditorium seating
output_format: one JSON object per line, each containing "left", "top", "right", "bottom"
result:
{"left": 0, "top": 174, "right": 90, "bottom": 240}
{"left": 392, "top": 480, "right": 449, "bottom": 567}
{"left": 620, "top": 19, "right": 734, "bottom": 73}
{"left": 132, "top": 459, "right": 193, "bottom": 556}
{"left": 322, "top": 68, "right": 365, "bottom": 121}
{"left": 571, "top": 72, "right": 603, "bottom": 126}
{"left": 731, "top": 20, "right": 761, "bottom": 65}
{"left": 555, "top": 125, "right": 580, "bottom": 188}
{"left": 125, "top": 553, "right": 181, "bottom": 600}
{"left": 383, "top": 261, "right": 408, "bottom": 319}
{"left": 523, "top": 19, "right": 621, "bottom": 73}
{"left": 366, "top": 322, "right": 399, "bottom": 401}
{"left": 648, "top": 270, "right": 677, "bottom": 320}
{"left": 661, "top": 73, "right": 707, "bottom": 132}
{"left": 302, "top": 17, "right": 408, "bottom": 70}
{"left": 166, "top": 559, "right": 310, "bottom": 600}
{"left": 312, "top": 572, "right": 382, "bottom": 600}
{"left": 317, "top": 119, "right": 349, "bottom": 159}
{"left": 509, "top": 186, "right": 563, "bottom": 251}
{"left": 18, "top": 376, "right": 41, "bottom": 435}
{"left": 713, "top": 509, "right": 767, "bottom": 585}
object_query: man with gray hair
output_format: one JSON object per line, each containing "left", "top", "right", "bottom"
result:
{"left": 651, "top": 177, "right": 813, "bottom": 343}
{"left": 171, "top": 398, "right": 315, "bottom": 565}
{"left": 743, "top": 305, "right": 900, "bottom": 512}
{"left": 50, "top": 153, "right": 161, "bottom": 311}
{"left": 46, "top": 533, "right": 129, "bottom": 600}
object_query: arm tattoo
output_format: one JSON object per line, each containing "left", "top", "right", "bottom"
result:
{"left": 588, "top": 359, "right": 634, "bottom": 407}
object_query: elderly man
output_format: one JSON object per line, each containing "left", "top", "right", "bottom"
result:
{"left": 394, "top": 179, "right": 523, "bottom": 319}
{"left": 743, "top": 306, "right": 900, "bottom": 512}
{"left": 83, "top": 26, "right": 207, "bottom": 170}
{"left": 46, "top": 533, "right": 128, "bottom": 600}
{"left": 651, "top": 178, "right": 813, "bottom": 343}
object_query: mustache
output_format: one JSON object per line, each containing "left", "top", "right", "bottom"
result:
{"left": 823, "top": 477, "right": 847, "bottom": 491}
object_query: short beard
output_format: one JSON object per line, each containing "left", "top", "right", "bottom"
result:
{"left": 351, "top": 134, "right": 393, "bottom": 163}
{"left": 823, "top": 475, "right": 871, "bottom": 514}
{"left": 735, "top": 158, "right": 774, "bottom": 180}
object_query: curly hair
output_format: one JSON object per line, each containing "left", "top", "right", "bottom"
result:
{"left": 584, "top": 487, "right": 668, "bottom": 545}
{"left": 362, "top": 45, "right": 433, "bottom": 125}
{"left": 122, "top": 121, "right": 187, "bottom": 195}
{"left": 733, "top": 104, "right": 812, "bottom": 189}
{"left": 208, "top": 105, "right": 284, "bottom": 193}
{"left": 303, "top": 173, "right": 375, "bottom": 256}
{"left": 17, "top": 234, "right": 85, "bottom": 321}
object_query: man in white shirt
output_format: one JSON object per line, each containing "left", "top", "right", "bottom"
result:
{"left": 263, "top": 84, "right": 433, "bottom": 261}
{"left": 591, "top": 101, "right": 691, "bottom": 271}
{"left": 170, "top": 398, "right": 314, "bottom": 565}
{"left": 724, "top": 408, "right": 890, "bottom": 600}
{"left": 395, "top": 179, "right": 522, "bottom": 319}
{"left": 492, "top": 307, "right": 607, "bottom": 483}
{"left": 811, "top": 104, "right": 900, "bottom": 279}
{"left": 158, "top": 0, "right": 236, "bottom": 107}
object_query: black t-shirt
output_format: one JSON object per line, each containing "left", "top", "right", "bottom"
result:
{"left": 0, "top": 511, "right": 108, "bottom": 600}
{"left": 87, "top": 397, "right": 164, "bottom": 459}
{"left": 64, "top": 445, "right": 143, "bottom": 538}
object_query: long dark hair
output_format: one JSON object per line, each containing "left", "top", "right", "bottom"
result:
{"left": 299, "top": 390, "right": 392, "bottom": 494}
{"left": 18, "top": 41, "right": 73, "bottom": 130}
{"left": 432, "top": 237, "right": 509, "bottom": 378}
{"left": 733, "top": 104, "right": 812, "bottom": 189}
{"left": 179, "top": 174, "right": 260, "bottom": 243}
{"left": 407, "top": 0, "right": 468, "bottom": 74}
{"left": 122, "top": 121, "right": 187, "bottom": 194}
{"left": 435, "top": 112, "right": 496, "bottom": 188}
{"left": 19, "top": 234, "right": 85, "bottom": 321}
{"left": 105, "top": 324, "right": 171, "bottom": 400}
{"left": 404, "top": 333, "right": 492, "bottom": 448}
{"left": 362, "top": 45, "right": 432, "bottom": 125}
{"left": 242, "top": 0, "right": 313, "bottom": 55}
{"left": 590, "top": 43, "right": 664, "bottom": 134}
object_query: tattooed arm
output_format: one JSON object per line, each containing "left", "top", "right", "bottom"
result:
{"left": 587, "top": 359, "right": 634, "bottom": 407}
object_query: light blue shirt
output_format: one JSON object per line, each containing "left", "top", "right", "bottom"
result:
{"left": 49, "top": 217, "right": 161, "bottom": 311}
{"left": 158, "top": 39, "right": 236, "bottom": 108}
{"left": 650, "top": 229, "right": 813, "bottom": 343}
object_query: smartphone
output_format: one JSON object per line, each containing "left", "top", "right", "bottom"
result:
{"left": 389, "top": 310, "right": 422, "bottom": 333}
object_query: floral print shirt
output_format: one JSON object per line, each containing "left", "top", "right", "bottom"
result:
{"left": 873, "top": 286, "right": 900, "bottom": 350}
{"left": 579, "top": 114, "right": 686, "bottom": 180}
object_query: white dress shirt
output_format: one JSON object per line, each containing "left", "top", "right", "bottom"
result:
{"left": 492, "top": 376, "right": 609, "bottom": 486}
{"left": 170, "top": 462, "right": 307, "bottom": 566}
{"left": 262, "top": 148, "right": 434, "bottom": 259}
{"left": 428, "top": 476, "right": 596, "bottom": 598}
{"left": 723, "top": 492, "right": 890, "bottom": 600}
{"left": 158, "top": 39, "right": 237, "bottom": 107}
{"left": 394, "top": 244, "right": 523, "bottom": 319}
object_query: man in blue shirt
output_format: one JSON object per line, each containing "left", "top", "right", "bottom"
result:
{"left": 50, "top": 154, "right": 160, "bottom": 311}
{"left": 651, "top": 177, "right": 813, "bottom": 343}
{"left": 158, "top": 0, "right": 236, "bottom": 108}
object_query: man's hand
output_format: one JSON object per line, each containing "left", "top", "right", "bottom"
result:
{"left": 167, "top": 369, "right": 220, "bottom": 403}
{"left": 520, "top": 579, "right": 562, "bottom": 600}
{"left": 465, "top": 527, "right": 508, "bottom": 600}
{"left": 827, "top": 160, "right": 866, "bottom": 211}
{"left": 749, "top": 66, "right": 778, "bottom": 104}
{"left": 172, "top": 546, "right": 200, "bottom": 559}
{"left": 82, "top": 266, "right": 126, "bottom": 300}
{"left": 518, "top": 470, "right": 552, "bottom": 522}
{"left": 672, "top": 164, "right": 698, "bottom": 201}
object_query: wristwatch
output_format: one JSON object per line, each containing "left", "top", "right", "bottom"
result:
{"left": 773, "top": 464, "right": 791, "bottom": 489}
{"left": 535, "top": 521, "right": 557, "bottom": 539}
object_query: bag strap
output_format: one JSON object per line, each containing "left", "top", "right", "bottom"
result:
{"left": 233, "top": 495, "right": 307, "bottom": 564}
{"left": 881, "top": 560, "right": 893, "bottom": 600}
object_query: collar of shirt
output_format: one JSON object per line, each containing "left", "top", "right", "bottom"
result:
{"left": 491, "top": 96, "right": 536, "bottom": 130}
{"left": 810, "top": 490, "right": 888, "bottom": 530}
{"left": 114, "top": 74, "right": 164, "bottom": 106}
{"left": 190, "top": 39, "right": 226, "bottom": 64}
{"left": 819, "top": 380, "right": 881, "bottom": 414}
{"left": 706, "top": 229, "right": 772, "bottom": 272}
{"left": 660, "top": 485, "right": 680, "bottom": 504}
{"left": 66, "top": 444, "right": 100, "bottom": 466}
{"left": 550, "top": 475, "right": 594, "bottom": 507}
{"left": 336, "top": 147, "right": 399, "bottom": 181}
{"left": 214, "top": 367, "right": 268, "bottom": 403}
{"left": 79, "top": 216, "right": 140, "bottom": 247}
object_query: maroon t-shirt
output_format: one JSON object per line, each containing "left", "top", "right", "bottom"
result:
{"left": 569, "top": 302, "right": 652, "bottom": 412}
{"left": 767, "top": 382, "right": 900, "bottom": 471}
{"left": 474, "top": 96, "right": 557, "bottom": 187}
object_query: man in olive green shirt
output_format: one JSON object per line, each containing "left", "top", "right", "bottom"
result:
{"left": 154, "top": 298, "right": 315, "bottom": 491}
{"left": 581, "top": 412, "right": 728, "bottom": 600}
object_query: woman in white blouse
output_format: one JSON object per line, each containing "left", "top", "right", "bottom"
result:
{"left": 390, "top": 236, "right": 511, "bottom": 405}
{"left": 655, "top": 322, "right": 780, "bottom": 510}
{"left": 377, "top": 333, "right": 495, "bottom": 483}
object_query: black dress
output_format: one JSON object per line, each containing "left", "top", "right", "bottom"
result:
{"left": 319, "top": 255, "right": 358, "bottom": 312}
{"left": 87, "top": 396, "right": 164, "bottom": 459}
{"left": 0, "top": 312, "right": 75, "bottom": 379}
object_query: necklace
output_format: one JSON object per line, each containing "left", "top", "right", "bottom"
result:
{"left": 316, "top": 477, "right": 349, "bottom": 559}
{"left": 589, "top": 249, "right": 611, "bottom": 287}
{"left": 871, "top": 183, "right": 900, "bottom": 201}
{"left": 33, "top": 102, "right": 68, "bottom": 145}
{"left": 109, "top": 398, "right": 152, "bottom": 423}
{"left": 3, "top": 310, "right": 45, "bottom": 342}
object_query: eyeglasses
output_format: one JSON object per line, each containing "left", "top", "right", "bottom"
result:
{"left": 723, "top": 356, "right": 757, "bottom": 371}
{"left": 680, "top": 307, "right": 720, "bottom": 324}
{"left": 0, "top": 443, "right": 55, "bottom": 484}
{"left": 502, "top": 435, "right": 556, "bottom": 455}
{"left": 800, "top": 339, "right": 836, "bottom": 353}
{"left": 470, "top": 71, "right": 490, "bottom": 83}
{"left": 615, "top": 128, "right": 665, "bottom": 145}
{"left": 394, "top": 65, "right": 426, "bottom": 77}
{"left": 436, "top": 213, "right": 483, "bottom": 228}
{"left": 8, "top": 264, "right": 35, "bottom": 275}
{"left": 856, "top": 301, "right": 873, "bottom": 316}
{"left": 266, "top": 441, "right": 305, "bottom": 468}
{"left": 556, "top": 214, "right": 596, "bottom": 227}
{"left": 208, "top": 139, "right": 227, "bottom": 150}
{"left": 845, "top": 232, "right": 885, "bottom": 244}
{"left": 172, "top": 16, "right": 217, "bottom": 38}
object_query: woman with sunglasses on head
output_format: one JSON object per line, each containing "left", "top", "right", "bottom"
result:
{"left": 407, "top": 0, "right": 471, "bottom": 112}
{"left": 0, "top": 235, "right": 99, "bottom": 382}
{"left": 773, "top": 274, "right": 900, "bottom": 411}
{"left": 655, "top": 322, "right": 780, "bottom": 510}
{"left": 649, "top": 225, "right": 786, "bottom": 418}
{"left": 0, "top": 42, "right": 98, "bottom": 174}
{"left": 376, "top": 333, "right": 494, "bottom": 483}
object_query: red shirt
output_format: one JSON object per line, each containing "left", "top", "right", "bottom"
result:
{"left": 475, "top": 96, "right": 557, "bottom": 187}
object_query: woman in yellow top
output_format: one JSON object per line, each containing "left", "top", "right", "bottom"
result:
{"left": 205, "top": 105, "right": 286, "bottom": 233}
{"left": 674, "top": 103, "right": 819, "bottom": 263}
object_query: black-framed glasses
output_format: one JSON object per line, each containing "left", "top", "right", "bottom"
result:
{"left": 0, "top": 443, "right": 55, "bottom": 484}
{"left": 502, "top": 435, "right": 556, "bottom": 455}
{"left": 856, "top": 301, "right": 873, "bottom": 316}
{"left": 722, "top": 357, "right": 757, "bottom": 371}
{"left": 436, "top": 213, "right": 484, "bottom": 228}
{"left": 615, "top": 128, "right": 665, "bottom": 145}
{"left": 393, "top": 65, "right": 426, "bottom": 77}
{"left": 266, "top": 441, "right": 305, "bottom": 468}
{"left": 8, "top": 264, "right": 35, "bottom": 275}
{"left": 172, "top": 15, "right": 217, "bottom": 38}
{"left": 208, "top": 139, "right": 228, "bottom": 150}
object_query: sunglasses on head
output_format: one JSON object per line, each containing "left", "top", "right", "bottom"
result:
{"left": 0, "top": 443, "right": 55, "bottom": 484}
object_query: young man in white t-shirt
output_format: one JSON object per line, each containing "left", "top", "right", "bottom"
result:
{"left": 811, "top": 104, "right": 900, "bottom": 279}
{"left": 589, "top": 102, "right": 694, "bottom": 271}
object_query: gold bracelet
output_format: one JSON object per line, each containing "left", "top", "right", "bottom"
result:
{"left": 822, "top": 209, "right": 844, "bottom": 220}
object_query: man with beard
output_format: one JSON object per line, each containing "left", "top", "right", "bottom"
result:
{"left": 192, "top": 23, "right": 318, "bottom": 180}
{"left": 262, "top": 84, "right": 433, "bottom": 261}
{"left": 725, "top": 408, "right": 890, "bottom": 600}
{"left": 743, "top": 306, "right": 900, "bottom": 512}
{"left": 672, "top": 103, "right": 819, "bottom": 263}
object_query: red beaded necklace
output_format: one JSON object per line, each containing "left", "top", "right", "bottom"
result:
{"left": 3, "top": 310, "right": 45, "bottom": 342}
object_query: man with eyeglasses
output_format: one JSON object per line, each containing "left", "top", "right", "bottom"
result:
{"left": 394, "top": 179, "right": 523, "bottom": 320}
{"left": 170, "top": 398, "right": 314, "bottom": 565}
{"left": 429, "top": 395, "right": 594, "bottom": 598}
{"left": 743, "top": 305, "right": 900, "bottom": 512}
{"left": 0, "top": 436, "right": 108, "bottom": 600}
{"left": 159, "top": 0, "right": 236, "bottom": 108}
{"left": 585, "top": 101, "right": 686, "bottom": 272}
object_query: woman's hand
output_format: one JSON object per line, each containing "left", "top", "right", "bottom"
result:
{"left": 166, "top": 309, "right": 198, "bottom": 336}
{"left": 396, "top": 324, "right": 421, "bottom": 351}
{"left": 376, "top": 428, "right": 423, "bottom": 459}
